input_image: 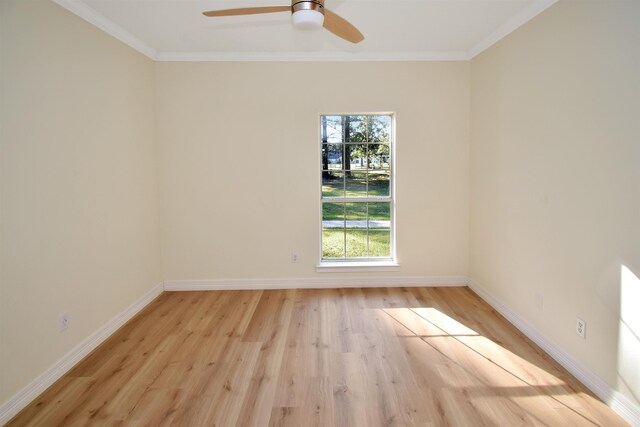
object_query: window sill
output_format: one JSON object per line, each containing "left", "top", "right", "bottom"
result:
{"left": 316, "top": 261, "right": 400, "bottom": 273}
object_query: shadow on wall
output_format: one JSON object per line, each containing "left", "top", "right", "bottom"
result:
{"left": 618, "top": 265, "right": 640, "bottom": 404}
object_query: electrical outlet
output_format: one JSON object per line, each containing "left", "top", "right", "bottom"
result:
{"left": 576, "top": 317, "right": 586, "bottom": 339}
{"left": 291, "top": 252, "right": 299, "bottom": 263}
{"left": 59, "top": 313, "right": 70, "bottom": 331}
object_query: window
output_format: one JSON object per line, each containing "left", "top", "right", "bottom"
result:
{"left": 320, "top": 114, "right": 393, "bottom": 261}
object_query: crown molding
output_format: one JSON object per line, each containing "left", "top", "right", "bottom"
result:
{"left": 52, "top": 0, "right": 158, "bottom": 60}
{"left": 154, "top": 51, "right": 470, "bottom": 62}
{"left": 467, "top": 0, "right": 558, "bottom": 59}
{"left": 53, "top": 0, "right": 555, "bottom": 63}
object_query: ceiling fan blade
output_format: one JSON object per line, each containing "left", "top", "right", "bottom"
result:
{"left": 323, "top": 9, "right": 364, "bottom": 43}
{"left": 203, "top": 6, "right": 290, "bottom": 17}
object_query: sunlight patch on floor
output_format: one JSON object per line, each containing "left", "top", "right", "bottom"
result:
{"left": 382, "top": 307, "right": 565, "bottom": 387}
{"left": 379, "top": 305, "right": 620, "bottom": 425}
{"left": 411, "top": 307, "right": 480, "bottom": 336}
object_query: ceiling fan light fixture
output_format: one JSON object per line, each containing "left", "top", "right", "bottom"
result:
{"left": 292, "top": 9, "right": 324, "bottom": 29}
{"left": 291, "top": 1, "right": 325, "bottom": 29}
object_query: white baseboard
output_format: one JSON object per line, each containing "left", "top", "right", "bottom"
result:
{"left": 468, "top": 278, "right": 640, "bottom": 426}
{"left": 0, "top": 282, "right": 164, "bottom": 425}
{"left": 163, "top": 275, "right": 469, "bottom": 291}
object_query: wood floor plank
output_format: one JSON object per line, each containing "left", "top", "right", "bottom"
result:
{"left": 7, "top": 287, "right": 629, "bottom": 426}
{"left": 236, "top": 290, "right": 295, "bottom": 427}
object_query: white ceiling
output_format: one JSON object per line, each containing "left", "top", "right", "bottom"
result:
{"left": 53, "top": 0, "right": 557, "bottom": 61}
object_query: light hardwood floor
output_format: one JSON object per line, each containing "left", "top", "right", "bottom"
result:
{"left": 8, "top": 287, "right": 627, "bottom": 426}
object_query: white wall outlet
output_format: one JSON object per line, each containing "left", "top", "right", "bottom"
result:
{"left": 291, "top": 252, "right": 299, "bottom": 263}
{"left": 576, "top": 317, "right": 586, "bottom": 339}
{"left": 535, "top": 292, "right": 543, "bottom": 311}
{"left": 58, "top": 312, "right": 70, "bottom": 331}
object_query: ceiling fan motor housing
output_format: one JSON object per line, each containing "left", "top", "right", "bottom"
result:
{"left": 291, "top": 0, "right": 325, "bottom": 29}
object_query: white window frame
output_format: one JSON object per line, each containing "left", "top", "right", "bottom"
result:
{"left": 317, "top": 113, "right": 398, "bottom": 271}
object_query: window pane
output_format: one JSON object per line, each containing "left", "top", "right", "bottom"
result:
{"left": 322, "top": 171, "right": 344, "bottom": 198}
{"left": 345, "top": 171, "right": 367, "bottom": 197}
{"left": 322, "top": 202, "right": 344, "bottom": 221}
{"left": 346, "top": 116, "right": 366, "bottom": 142}
{"left": 322, "top": 116, "right": 343, "bottom": 142}
{"left": 345, "top": 202, "right": 367, "bottom": 222}
{"left": 368, "top": 116, "right": 391, "bottom": 143}
{"left": 368, "top": 202, "right": 390, "bottom": 222}
{"left": 368, "top": 171, "right": 389, "bottom": 197}
{"left": 369, "top": 144, "right": 390, "bottom": 170}
{"left": 345, "top": 203, "right": 367, "bottom": 257}
{"left": 346, "top": 230, "right": 367, "bottom": 258}
{"left": 346, "top": 144, "right": 367, "bottom": 171}
{"left": 321, "top": 144, "right": 343, "bottom": 170}
{"left": 368, "top": 230, "right": 391, "bottom": 257}
{"left": 323, "top": 229, "right": 345, "bottom": 258}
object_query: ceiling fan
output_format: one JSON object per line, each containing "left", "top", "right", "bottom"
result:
{"left": 202, "top": 0, "right": 364, "bottom": 44}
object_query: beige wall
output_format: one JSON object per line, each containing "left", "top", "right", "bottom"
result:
{"left": 156, "top": 61, "right": 470, "bottom": 280}
{"left": 470, "top": 0, "right": 640, "bottom": 405}
{"left": 0, "top": 0, "right": 161, "bottom": 403}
